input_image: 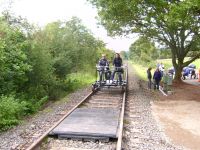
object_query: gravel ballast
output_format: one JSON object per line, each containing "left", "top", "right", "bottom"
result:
{"left": 122, "top": 64, "right": 185, "bottom": 150}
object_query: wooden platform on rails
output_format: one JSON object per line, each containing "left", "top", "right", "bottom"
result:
{"left": 49, "top": 108, "right": 120, "bottom": 141}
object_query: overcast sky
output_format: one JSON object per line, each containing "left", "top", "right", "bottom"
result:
{"left": 0, "top": 0, "right": 138, "bottom": 52}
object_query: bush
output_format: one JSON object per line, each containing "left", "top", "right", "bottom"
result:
{"left": 0, "top": 95, "right": 24, "bottom": 131}
{"left": 0, "top": 95, "right": 49, "bottom": 131}
{"left": 20, "top": 96, "right": 48, "bottom": 115}
{"left": 48, "top": 79, "right": 68, "bottom": 100}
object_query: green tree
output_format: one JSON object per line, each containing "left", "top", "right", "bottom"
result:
{"left": 129, "top": 37, "right": 158, "bottom": 63}
{"left": 25, "top": 31, "right": 55, "bottom": 99}
{"left": 88, "top": 0, "right": 200, "bottom": 81}
{"left": 62, "top": 17, "right": 104, "bottom": 72}
{"left": 26, "top": 17, "right": 109, "bottom": 98}
{"left": 120, "top": 51, "right": 129, "bottom": 60}
{"left": 0, "top": 17, "right": 31, "bottom": 95}
{"left": 158, "top": 48, "right": 171, "bottom": 59}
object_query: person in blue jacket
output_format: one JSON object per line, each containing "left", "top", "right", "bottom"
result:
{"left": 98, "top": 54, "right": 109, "bottom": 67}
{"left": 153, "top": 68, "right": 162, "bottom": 90}
{"left": 98, "top": 54, "right": 110, "bottom": 81}
{"left": 182, "top": 67, "right": 190, "bottom": 80}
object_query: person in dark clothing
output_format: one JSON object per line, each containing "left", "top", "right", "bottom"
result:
{"left": 98, "top": 54, "right": 110, "bottom": 81}
{"left": 98, "top": 54, "right": 109, "bottom": 67}
{"left": 111, "top": 53, "right": 123, "bottom": 82}
{"left": 147, "top": 67, "right": 152, "bottom": 89}
{"left": 113, "top": 53, "right": 123, "bottom": 67}
{"left": 182, "top": 67, "right": 190, "bottom": 80}
{"left": 153, "top": 68, "right": 162, "bottom": 90}
{"left": 191, "top": 69, "right": 196, "bottom": 79}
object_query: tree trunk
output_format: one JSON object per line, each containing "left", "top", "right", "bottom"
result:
{"left": 170, "top": 44, "right": 185, "bottom": 83}
{"left": 174, "top": 65, "right": 183, "bottom": 82}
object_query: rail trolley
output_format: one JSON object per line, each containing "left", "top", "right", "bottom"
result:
{"left": 92, "top": 65, "right": 127, "bottom": 91}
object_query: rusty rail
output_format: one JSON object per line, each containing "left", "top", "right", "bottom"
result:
{"left": 27, "top": 91, "right": 95, "bottom": 150}
{"left": 116, "top": 66, "right": 128, "bottom": 150}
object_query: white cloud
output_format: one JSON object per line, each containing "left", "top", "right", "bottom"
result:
{"left": 2, "top": 0, "right": 137, "bottom": 51}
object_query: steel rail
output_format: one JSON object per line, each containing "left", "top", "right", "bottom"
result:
{"left": 27, "top": 91, "right": 95, "bottom": 150}
{"left": 116, "top": 66, "right": 128, "bottom": 150}
{"left": 26, "top": 66, "right": 128, "bottom": 150}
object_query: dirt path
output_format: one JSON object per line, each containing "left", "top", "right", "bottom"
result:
{"left": 152, "top": 100, "right": 200, "bottom": 150}
{"left": 151, "top": 74, "right": 200, "bottom": 150}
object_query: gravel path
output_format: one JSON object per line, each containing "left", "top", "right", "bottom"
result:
{"left": 0, "top": 87, "right": 91, "bottom": 150}
{"left": 46, "top": 138, "right": 116, "bottom": 150}
{"left": 122, "top": 65, "right": 185, "bottom": 150}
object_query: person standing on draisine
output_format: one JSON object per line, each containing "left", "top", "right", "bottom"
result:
{"left": 111, "top": 53, "right": 123, "bottom": 84}
{"left": 98, "top": 54, "right": 110, "bottom": 81}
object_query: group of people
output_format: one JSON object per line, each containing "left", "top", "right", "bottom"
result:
{"left": 98, "top": 53, "right": 123, "bottom": 83}
{"left": 147, "top": 63, "right": 199, "bottom": 90}
{"left": 147, "top": 67, "right": 162, "bottom": 90}
{"left": 182, "top": 67, "right": 197, "bottom": 80}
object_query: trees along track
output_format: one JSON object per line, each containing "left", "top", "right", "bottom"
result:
{"left": 20, "top": 67, "right": 128, "bottom": 150}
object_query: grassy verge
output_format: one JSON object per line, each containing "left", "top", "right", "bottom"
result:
{"left": 66, "top": 72, "right": 95, "bottom": 91}
{"left": 130, "top": 61, "right": 148, "bottom": 81}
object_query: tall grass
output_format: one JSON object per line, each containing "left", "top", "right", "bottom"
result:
{"left": 66, "top": 72, "right": 95, "bottom": 91}
{"left": 131, "top": 62, "right": 148, "bottom": 81}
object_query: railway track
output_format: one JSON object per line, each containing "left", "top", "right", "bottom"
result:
{"left": 46, "top": 88, "right": 125, "bottom": 150}
{"left": 16, "top": 68, "right": 128, "bottom": 150}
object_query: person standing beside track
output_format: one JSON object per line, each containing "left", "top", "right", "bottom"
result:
{"left": 153, "top": 68, "right": 162, "bottom": 90}
{"left": 147, "top": 67, "right": 152, "bottom": 90}
{"left": 111, "top": 53, "right": 123, "bottom": 83}
{"left": 98, "top": 54, "right": 110, "bottom": 81}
